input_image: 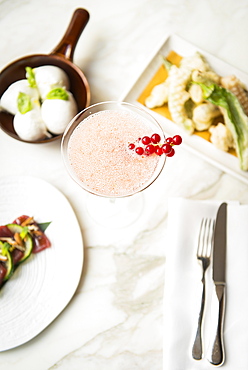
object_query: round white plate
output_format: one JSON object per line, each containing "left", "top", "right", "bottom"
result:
{"left": 0, "top": 176, "right": 83, "bottom": 351}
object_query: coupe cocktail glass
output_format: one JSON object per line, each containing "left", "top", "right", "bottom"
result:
{"left": 61, "top": 101, "right": 166, "bottom": 227}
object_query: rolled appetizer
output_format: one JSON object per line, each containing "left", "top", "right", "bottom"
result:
{"left": 13, "top": 92, "right": 50, "bottom": 141}
{"left": 32, "top": 65, "right": 70, "bottom": 100}
{"left": 0, "top": 79, "right": 39, "bottom": 115}
{"left": 41, "top": 87, "right": 77, "bottom": 134}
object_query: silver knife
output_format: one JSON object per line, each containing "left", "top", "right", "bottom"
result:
{"left": 209, "top": 202, "right": 227, "bottom": 367}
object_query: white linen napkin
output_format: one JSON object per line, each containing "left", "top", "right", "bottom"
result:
{"left": 163, "top": 198, "right": 248, "bottom": 370}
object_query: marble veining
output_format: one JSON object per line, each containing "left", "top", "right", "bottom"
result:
{"left": 0, "top": 0, "right": 248, "bottom": 369}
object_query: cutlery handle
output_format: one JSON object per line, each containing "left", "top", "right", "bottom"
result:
{"left": 192, "top": 273, "right": 206, "bottom": 360}
{"left": 209, "top": 284, "right": 225, "bottom": 366}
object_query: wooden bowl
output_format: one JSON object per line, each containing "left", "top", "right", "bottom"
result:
{"left": 0, "top": 8, "right": 91, "bottom": 144}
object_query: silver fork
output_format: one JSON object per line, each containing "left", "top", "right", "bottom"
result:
{"left": 192, "top": 218, "right": 215, "bottom": 361}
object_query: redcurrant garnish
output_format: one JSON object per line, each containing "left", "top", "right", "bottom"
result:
{"left": 128, "top": 132, "right": 181, "bottom": 158}
{"left": 135, "top": 147, "right": 144, "bottom": 155}
{"left": 155, "top": 146, "right": 163, "bottom": 156}
{"left": 166, "top": 137, "right": 174, "bottom": 145}
{"left": 151, "top": 133, "right": 161, "bottom": 144}
{"left": 161, "top": 143, "right": 172, "bottom": 154}
{"left": 145, "top": 144, "right": 155, "bottom": 155}
{"left": 172, "top": 135, "right": 182, "bottom": 145}
{"left": 141, "top": 136, "right": 151, "bottom": 145}
{"left": 166, "top": 147, "right": 175, "bottom": 157}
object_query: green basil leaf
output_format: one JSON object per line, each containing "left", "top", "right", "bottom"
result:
{"left": 25, "top": 66, "right": 37, "bottom": 88}
{"left": 46, "top": 88, "right": 69, "bottom": 101}
{"left": 38, "top": 221, "right": 52, "bottom": 232}
{"left": 17, "top": 92, "right": 32, "bottom": 114}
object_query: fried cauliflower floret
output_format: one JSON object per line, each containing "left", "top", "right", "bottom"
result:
{"left": 191, "top": 69, "right": 220, "bottom": 85}
{"left": 209, "top": 123, "right": 234, "bottom": 152}
{"left": 179, "top": 52, "right": 211, "bottom": 72}
{"left": 145, "top": 80, "right": 169, "bottom": 108}
{"left": 188, "top": 84, "right": 204, "bottom": 104}
{"left": 193, "top": 102, "right": 221, "bottom": 131}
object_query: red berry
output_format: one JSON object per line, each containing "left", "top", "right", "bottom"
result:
{"left": 155, "top": 146, "right": 163, "bottom": 156}
{"left": 166, "top": 137, "right": 174, "bottom": 145}
{"left": 141, "top": 136, "right": 151, "bottom": 145}
{"left": 151, "top": 133, "right": 161, "bottom": 144}
{"left": 166, "top": 147, "right": 175, "bottom": 157}
{"left": 145, "top": 144, "right": 155, "bottom": 155}
{"left": 128, "top": 143, "right": 135, "bottom": 150}
{"left": 172, "top": 135, "right": 182, "bottom": 145}
{"left": 161, "top": 143, "right": 172, "bottom": 154}
{"left": 135, "top": 147, "right": 144, "bottom": 155}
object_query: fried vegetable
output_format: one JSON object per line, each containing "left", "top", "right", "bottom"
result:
{"left": 188, "top": 84, "right": 204, "bottom": 104}
{"left": 192, "top": 102, "right": 221, "bottom": 131}
{"left": 145, "top": 80, "right": 169, "bottom": 108}
{"left": 160, "top": 58, "right": 194, "bottom": 133}
{"left": 179, "top": 51, "right": 211, "bottom": 72}
{"left": 199, "top": 82, "right": 248, "bottom": 171}
{"left": 162, "top": 53, "right": 221, "bottom": 134}
{"left": 191, "top": 69, "right": 220, "bottom": 85}
{"left": 221, "top": 75, "right": 248, "bottom": 116}
{"left": 167, "top": 65, "right": 194, "bottom": 133}
{"left": 209, "top": 123, "right": 234, "bottom": 152}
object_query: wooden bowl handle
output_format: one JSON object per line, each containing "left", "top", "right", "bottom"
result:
{"left": 51, "top": 8, "right": 89, "bottom": 61}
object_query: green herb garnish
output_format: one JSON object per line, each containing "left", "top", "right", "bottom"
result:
{"left": 17, "top": 92, "right": 32, "bottom": 114}
{"left": 46, "top": 88, "right": 69, "bottom": 101}
{"left": 25, "top": 67, "right": 37, "bottom": 88}
{"left": 38, "top": 222, "right": 52, "bottom": 232}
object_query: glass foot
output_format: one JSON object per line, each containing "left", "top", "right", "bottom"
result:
{"left": 86, "top": 192, "right": 144, "bottom": 228}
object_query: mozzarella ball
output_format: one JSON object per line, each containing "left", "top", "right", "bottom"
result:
{"left": 0, "top": 79, "right": 40, "bottom": 115}
{"left": 33, "top": 65, "right": 70, "bottom": 100}
{"left": 41, "top": 92, "right": 77, "bottom": 134}
{"left": 13, "top": 108, "right": 49, "bottom": 141}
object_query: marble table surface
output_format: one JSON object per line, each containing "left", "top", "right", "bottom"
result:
{"left": 0, "top": 0, "right": 248, "bottom": 369}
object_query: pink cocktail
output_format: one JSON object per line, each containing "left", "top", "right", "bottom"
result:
{"left": 61, "top": 101, "right": 166, "bottom": 199}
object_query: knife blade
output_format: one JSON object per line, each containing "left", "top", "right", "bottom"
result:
{"left": 209, "top": 202, "right": 227, "bottom": 367}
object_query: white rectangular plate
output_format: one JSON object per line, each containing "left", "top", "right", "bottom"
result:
{"left": 120, "top": 34, "right": 248, "bottom": 184}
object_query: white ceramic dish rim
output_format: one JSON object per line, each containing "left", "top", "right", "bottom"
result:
{"left": 0, "top": 175, "right": 83, "bottom": 351}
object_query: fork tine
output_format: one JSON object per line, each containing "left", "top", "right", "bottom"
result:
{"left": 203, "top": 219, "right": 209, "bottom": 257}
{"left": 197, "top": 219, "right": 205, "bottom": 255}
{"left": 205, "top": 218, "right": 215, "bottom": 257}
{"left": 197, "top": 218, "right": 214, "bottom": 258}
